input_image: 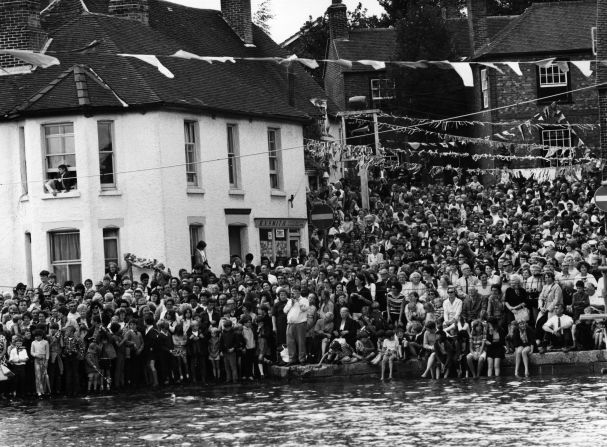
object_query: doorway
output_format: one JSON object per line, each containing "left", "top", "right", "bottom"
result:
{"left": 228, "top": 225, "right": 245, "bottom": 260}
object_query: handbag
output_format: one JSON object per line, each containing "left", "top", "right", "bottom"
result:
{"left": 0, "top": 363, "right": 15, "bottom": 381}
{"left": 513, "top": 307, "right": 530, "bottom": 323}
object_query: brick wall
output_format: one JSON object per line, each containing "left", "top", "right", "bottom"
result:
{"left": 467, "top": 0, "right": 488, "bottom": 57}
{"left": 220, "top": 0, "right": 253, "bottom": 45}
{"left": 41, "top": 0, "right": 86, "bottom": 32}
{"left": 327, "top": 0, "right": 348, "bottom": 41}
{"left": 0, "top": 0, "right": 47, "bottom": 68}
{"left": 488, "top": 54, "right": 599, "bottom": 169}
{"left": 108, "top": 0, "right": 149, "bottom": 25}
{"left": 344, "top": 72, "right": 373, "bottom": 108}
{"left": 324, "top": 44, "right": 346, "bottom": 110}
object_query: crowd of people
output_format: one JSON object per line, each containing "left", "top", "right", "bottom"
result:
{"left": 1, "top": 168, "right": 607, "bottom": 398}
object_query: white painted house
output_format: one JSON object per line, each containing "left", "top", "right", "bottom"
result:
{"left": 0, "top": 0, "right": 337, "bottom": 287}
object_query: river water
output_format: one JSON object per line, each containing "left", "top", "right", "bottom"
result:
{"left": 1, "top": 376, "right": 607, "bottom": 446}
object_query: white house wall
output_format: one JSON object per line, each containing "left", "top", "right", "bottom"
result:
{"left": 0, "top": 111, "right": 309, "bottom": 289}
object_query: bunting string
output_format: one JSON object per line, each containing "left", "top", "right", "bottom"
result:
{"left": 4, "top": 48, "right": 605, "bottom": 88}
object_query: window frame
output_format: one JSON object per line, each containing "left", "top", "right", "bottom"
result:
{"left": 592, "top": 27, "right": 597, "bottom": 56}
{"left": 536, "top": 62, "right": 571, "bottom": 103}
{"left": 97, "top": 120, "right": 116, "bottom": 190}
{"left": 102, "top": 227, "right": 120, "bottom": 268}
{"left": 480, "top": 68, "right": 489, "bottom": 109}
{"left": 19, "top": 126, "right": 28, "bottom": 196}
{"left": 538, "top": 63, "right": 568, "bottom": 88}
{"left": 370, "top": 78, "right": 396, "bottom": 101}
{"left": 268, "top": 128, "right": 282, "bottom": 191}
{"left": 184, "top": 120, "right": 201, "bottom": 188}
{"left": 541, "top": 128, "right": 572, "bottom": 149}
{"left": 42, "top": 122, "right": 76, "bottom": 186}
{"left": 48, "top": 229, "right": 81, "bottom": 284}
{"left": 189, "top": 223, "right": 204, "bottom": 268}
{"left": 227, "top": 124, "right": 240, "bottom": 189}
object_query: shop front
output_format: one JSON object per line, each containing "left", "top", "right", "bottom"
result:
{"left": 254, "top": 218, "right": 307, "bottom": 264}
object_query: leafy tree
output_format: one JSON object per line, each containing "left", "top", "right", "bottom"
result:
{"left": 391, "top": 0, "right": 464, "bottom": 119}
{"left": 253, "top": 0, "right": 274, "bottom": 35}
{"left": 285, "top": 3, "right": 384, "bottom": 85}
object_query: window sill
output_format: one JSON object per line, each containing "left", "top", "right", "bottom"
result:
{"left": 99, "top": 190, "right": 122, "bottom": 197}
{"left": 229, "top": 189, "right": 245, "bottom": 196}
{"left": 271, "top": 190, "right": 287, "bottom": 198}
{"left": 187, "top": 188, "right": 206, "bottom": 195}
{"left": 42, "top": 190, "right": 81, "bottom": 200}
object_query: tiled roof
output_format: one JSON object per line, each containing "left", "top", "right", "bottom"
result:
{"left": 0, "top": 0, "right": 335, "bottom": 122}
{"left": 475, "top": 0, "right": 596, "bottom": 59}
{"left": 448, "top": 16, "right": 516, "bottom": 57}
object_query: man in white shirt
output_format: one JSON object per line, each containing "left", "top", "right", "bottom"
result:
{"left": 443, "top": 287, "right": 463, "bottom": 326}
{"left": 283, "top": 285, "right": 309, "bottom": 365}
{"left": 540, "top": 304, "right": 573, "bottom": 352}
{"left": 456, "top": 264, "right": 479, "bottom": 297}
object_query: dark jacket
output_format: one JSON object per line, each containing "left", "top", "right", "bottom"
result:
{"left": 333, "top": 316, "right": 360, "bottom": 347}
{"left": 219, "top": 329, "right": 239, "bottom": 352}
{"left": 143, "top": 327, "right": 160, "bottom": 360}
{"left": 186, "top": 327, "right": 208, "bottom": 356}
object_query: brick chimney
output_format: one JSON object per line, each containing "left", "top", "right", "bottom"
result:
{"left": 597, "top": 0, "right": 607, "bottom": 178}
{"left": 467, "top": 0, "right": 489, "bottom": 56}
{"left": 41, "top": 0, "right": 87, "bottom": 32}
{"left": 108, "top": 0, "right": 149, "bottom": 25}
{"left": 0, "top": 0, "right": 48, "bottom": 69}
{"left": 327, "top": 0, "right": 348, "bottom": 41}
{"left": 221, "top": 0, "right": 254, "bottom": 45}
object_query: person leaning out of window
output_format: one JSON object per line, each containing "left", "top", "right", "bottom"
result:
{"left": 44, "top": 164, "right": 76, "bottom": 196}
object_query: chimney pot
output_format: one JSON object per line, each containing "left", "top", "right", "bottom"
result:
{"left": 327, "top": 0, "right": 348, "bottom": 41}
{"left": 108, "top": 0, "right": 149, "bottom": 25}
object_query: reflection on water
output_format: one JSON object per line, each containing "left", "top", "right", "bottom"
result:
{"left": 1, "top": 376, "right": 607, "bottom": 446}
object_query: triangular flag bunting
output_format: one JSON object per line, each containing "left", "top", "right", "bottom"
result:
{"left": 572, "top": 61, "right": 593, "bottom": 77}
{"left": 120, "top": 54, "right": 174, "bottom": 78}
{"left": 504, "top": 62, "right": 522, "bottom": 76}
{"left": 450, "top": 62, "right": 474, "bottom": 87}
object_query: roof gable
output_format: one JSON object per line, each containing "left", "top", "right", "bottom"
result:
{"left": 475, "top": 0, "right": 596, "bottom": 59}
{"left": 1, "top": 0, "right": 337, "bottom": 121}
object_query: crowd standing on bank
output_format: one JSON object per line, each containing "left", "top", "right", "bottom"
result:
{"left": 2, "top": 170, "right": 607, "bottom": 397}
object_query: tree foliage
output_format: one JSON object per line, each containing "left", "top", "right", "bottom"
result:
{"left": 253, "top": 0, "right": 274, "bottom": 35}
{"left": 391, "top": 0, "right": 466, "bottom": 119}
{"left": 286, "top": 3, "right": 383, "bottom": 85}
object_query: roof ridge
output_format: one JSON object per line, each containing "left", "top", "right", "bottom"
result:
{"left": 472, "top": 5, "right": 535, "bottom": 59}
{"left": 350, "top": 27, "right": 395, "bottom": 33}
{"left": 8, "top": 66, "right": 77, "bottom": 117}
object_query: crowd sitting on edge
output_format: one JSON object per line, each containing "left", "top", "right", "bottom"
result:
{"left": 2, "top": 170, "right": 607, "bottom": 399}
